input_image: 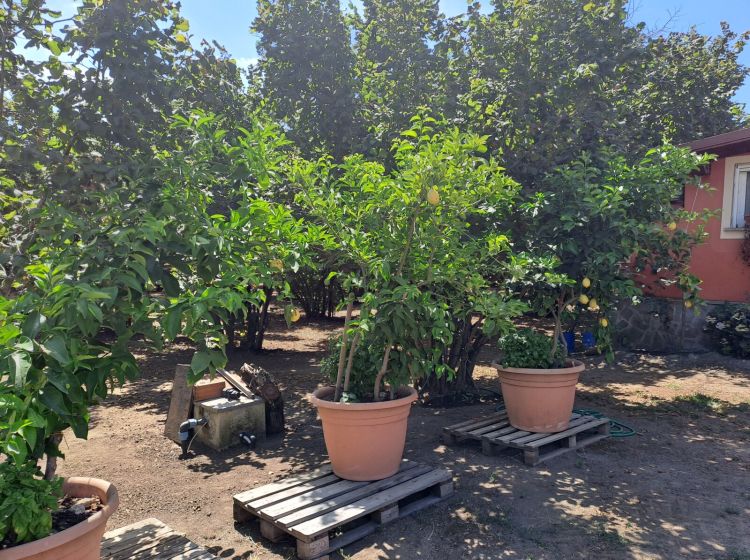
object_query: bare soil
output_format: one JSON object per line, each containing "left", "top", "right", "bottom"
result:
{"left": 58, "top": 313, "right": 750, "bottom": 560}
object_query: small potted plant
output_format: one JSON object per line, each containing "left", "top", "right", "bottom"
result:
{"left": 298, "top": 116, "right": 525, "bottom": 480}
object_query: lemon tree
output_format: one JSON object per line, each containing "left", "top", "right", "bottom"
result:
{"left": 516, "top": 145, "right": 713, "bottom": 359}
{"left": 298, "top": 115, "right": 526, "bottom": 402}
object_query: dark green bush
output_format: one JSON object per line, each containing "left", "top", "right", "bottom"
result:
{"left": 704, "top": 304, "right": 750, "bottom": 358}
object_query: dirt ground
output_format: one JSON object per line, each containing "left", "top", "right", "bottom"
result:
{"left": 58, "top": 313, "right": 750, "bottom": 560}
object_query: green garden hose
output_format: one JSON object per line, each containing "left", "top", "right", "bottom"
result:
{"left": 573, "top": 408, "right": 636, "bottom": 437}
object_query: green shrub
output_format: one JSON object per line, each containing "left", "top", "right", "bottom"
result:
{"left": 704, "top": 304, "right": 750, "bottom": 358}
{"left": 499, "top": 328, "right": 567, "bottom": 369}
{"left": 0, "top": 462, "right": 62, "bottom": 545}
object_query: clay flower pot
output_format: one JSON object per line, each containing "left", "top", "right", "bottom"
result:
{"left": 310, "top": 386, "right": 417, "bottom": 481}
{"left": 0, "top": 477, "right": 119, "bottom": 560}
{"left": 493, "top": 360, "right": 584, "bottom": 433}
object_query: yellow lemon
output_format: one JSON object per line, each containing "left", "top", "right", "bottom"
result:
{"left": 582, "top": 277, "right": 591, "bottom": 288}
{"left": 270, "top": 259, "right": 284, "bottom": 272}
{"left": 668, "top": 222, "right": 677, "bottom": 231}
{"left": 684, "top": 300, "right": 693, "bottom": 309}
{"left": 599, "top": 318, "right": 609, "bottom": 328}
{"left": 427, "top": 188, "right": 440, "bottom": 206}
{"left": 588, "top": 298, "right": 599, "bottom": 310}
{"left": 290, "top": 308, "right": 301, "bottom": 322}
{"left": 579, "top": 294, "right": 590, "bottom": 305}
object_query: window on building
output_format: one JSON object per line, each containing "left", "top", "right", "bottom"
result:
{"left": 732, "top": 164, "right": 750, "bottom": 228}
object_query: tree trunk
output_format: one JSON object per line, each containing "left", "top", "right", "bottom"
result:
{"left": 244, "top": 287, "right": 273, "bottom": 351}
{"left": 239, "top": 363, "right": 284, "bottom": 434}
{"left": 416, "top": 318, "right": 488, "bottom": 406}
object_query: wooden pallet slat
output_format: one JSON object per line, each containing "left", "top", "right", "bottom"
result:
{"left": 233, "top": 464, "right": 334, "bottom": 505}
{"left": 102, "top": 518, "right": 218, "bottom": 560}
{"left": 234, "top": 462, "right": 453, "bottom": 560}
{"left": 290, "top": 468, "right": 451, "bottom": 540}
{"left": 263, "top": 462, "right": 420, "bottom": 522}
{"left": 444, "top": 408, "right": 611, "bottom": 466}
{"left": 442, "top": 411, "right": 506, "bottom": 432}
{"left": 245, "top": 474, "right": 341, "bottom": 511}
{"left": 527, "top": 417, "right": 609, "bottom": 448}
{"left": 276, "top": 464, "right": 433, "bottom": 529}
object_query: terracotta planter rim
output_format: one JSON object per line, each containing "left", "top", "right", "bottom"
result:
{"left": 491, "top": 359, "right": 585, "bottom": 376}
{"left": 310, "top": 385, "right": 417, "bottom": 411}
{"left": 0, "top": 477, "right": 118, "bottom": 560}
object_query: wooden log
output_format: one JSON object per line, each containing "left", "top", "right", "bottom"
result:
{"left": 240, "top": 363, "right": 285, "bottom": 434}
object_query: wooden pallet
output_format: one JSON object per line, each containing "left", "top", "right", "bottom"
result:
{"left": 102, "top": 518, "right": 217, "bottom": 559}
{"left": 233, "top": 461, "right": 453, "bottom": 560}
{"left": 443, "top": 410, "right": 610, "bottom": 466}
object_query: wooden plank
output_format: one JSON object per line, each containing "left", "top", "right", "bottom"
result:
{"left": 102, "top": 525, "right": 176, "bottom": 556}
{"left": 277, "top": 465, "right": 433, "bottom": 529}
{"left": 289, "top": 469, "right": 451, "bottom": 540}
{"left": 261, "top": 480, "right": 367, "bottom": 520}
{"left": 443, "top": 411, "right": 506, "bottom": 432}
{"left": 482, "top": 425, "right": 518, "bottom": 439}
{"left": 511, "top": 416, "right": 593, "bottom": 445}
{"left": 164, "top": 364, "right": 193, "bottom": 443}
{"left": 102, "top": 518, "right": 218, "bottom": 560}
{"left": 246, "top": 474, "right": 341, "bottom": 511}
{"left": 233, "top": 464, "right": 334, "bottom": 504}
{"left": 217, "top": 368, "right": 255, "bottom": 399}
{"left": 466, "top": 418, "right": 511, "bottom": 437}
{"left": 526, "top": 417, "right": 608, "bottom": 448}
{"left": 102, "top": 531, "right": 181, "bottom": 558}
{"left": 446, "top": 413, "right": 507, "bottom": 434}
{"left": 261, "top": 462, "right": 419, "bottom": 521}
{"left": 494, "top": 428, "right": 533, "bottom": 443}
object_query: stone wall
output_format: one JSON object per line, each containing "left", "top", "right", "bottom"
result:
{"left": 615, "top": 297, "right": 712, "bottom": 352}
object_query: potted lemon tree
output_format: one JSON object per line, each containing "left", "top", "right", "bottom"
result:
{"left": 496, "top": 145, "right": 713, "bottom": 433}
{"left": 296, "top": 116, "right": 526, "bottom": 481}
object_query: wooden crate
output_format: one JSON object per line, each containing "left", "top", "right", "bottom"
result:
{"left": 443, "top": 410, "right": 610, "bottom": 466}
{"left": 233, "top": 461, "right": 453, "bottom": 560}
{"left": 102, "top": 518, "right": 217, "bottom": 559}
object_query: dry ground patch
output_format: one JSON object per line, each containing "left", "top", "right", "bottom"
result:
{"left": 59, "top": 314, "right": 750, "bottom": 560}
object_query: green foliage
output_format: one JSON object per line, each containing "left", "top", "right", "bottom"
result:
{"left": 298, "top": 115, "right": 526, "bottom": 400}
{"left": 354, "top": 0, "right": 443, "bottom": 159}
{"left": 513, "top": 144, "right": 713, "bottom": 358}
{"left": 253, "top": 0, "right": 358, "bottom": 160}
{"left": 499, "top": 328, "right": 567, "bottom": 369}
{"left": 0, "top": 462, "right": 62, "bottom": 545}
{"left": 704, "top": 304, "right": 750, "bottom": 358}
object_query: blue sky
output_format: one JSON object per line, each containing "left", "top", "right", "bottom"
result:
{"left": 45, "top": 0, "right": 750, "bottom": 107}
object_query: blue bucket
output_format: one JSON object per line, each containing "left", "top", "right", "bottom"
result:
{"left": 582, "top": 331, "right": 596, "bottom": 349}
{"left": 563, "top": 331, "right": 575, "bottom": 353}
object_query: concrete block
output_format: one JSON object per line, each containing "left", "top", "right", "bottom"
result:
{"left": 193, "top": 396, "right": 266, "bottom": 450}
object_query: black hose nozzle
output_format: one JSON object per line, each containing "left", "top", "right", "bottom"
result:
{"left": 178, "top": 418, "right": 207, "bottom": 457}
{"left": 238, "top": 432, "right": 257, "bottom": 449}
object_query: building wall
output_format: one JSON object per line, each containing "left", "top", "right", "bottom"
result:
{"left": 672, "top": 154, "right": 750, "bottom": 303}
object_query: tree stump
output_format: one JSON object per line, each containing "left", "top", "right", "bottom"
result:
{"left": 239, "top": 363, "right": 285, "bottom": 434}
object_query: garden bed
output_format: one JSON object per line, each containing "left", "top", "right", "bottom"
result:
{"left": 57, "top": 312, "right": 750, "bottom": 560}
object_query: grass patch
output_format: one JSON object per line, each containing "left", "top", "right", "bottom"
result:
{"left": 673, "top": 393, "right": 727, "bottom": 412}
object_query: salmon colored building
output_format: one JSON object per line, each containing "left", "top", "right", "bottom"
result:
{"left": 682, "top": 128, "right": 750, "bottom": 303}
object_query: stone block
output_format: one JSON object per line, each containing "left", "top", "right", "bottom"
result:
{"left": 193, "top": 396, "right": 266, "bottom": 450}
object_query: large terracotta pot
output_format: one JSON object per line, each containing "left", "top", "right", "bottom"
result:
{"left": 493, "top": 360, "right": 584, "bottom": 433}
{"left": 0, "top": 477, "right": 119, "bottom": 560}
{"left": 310, "top": 386, "right": 417, "bottom": 481}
